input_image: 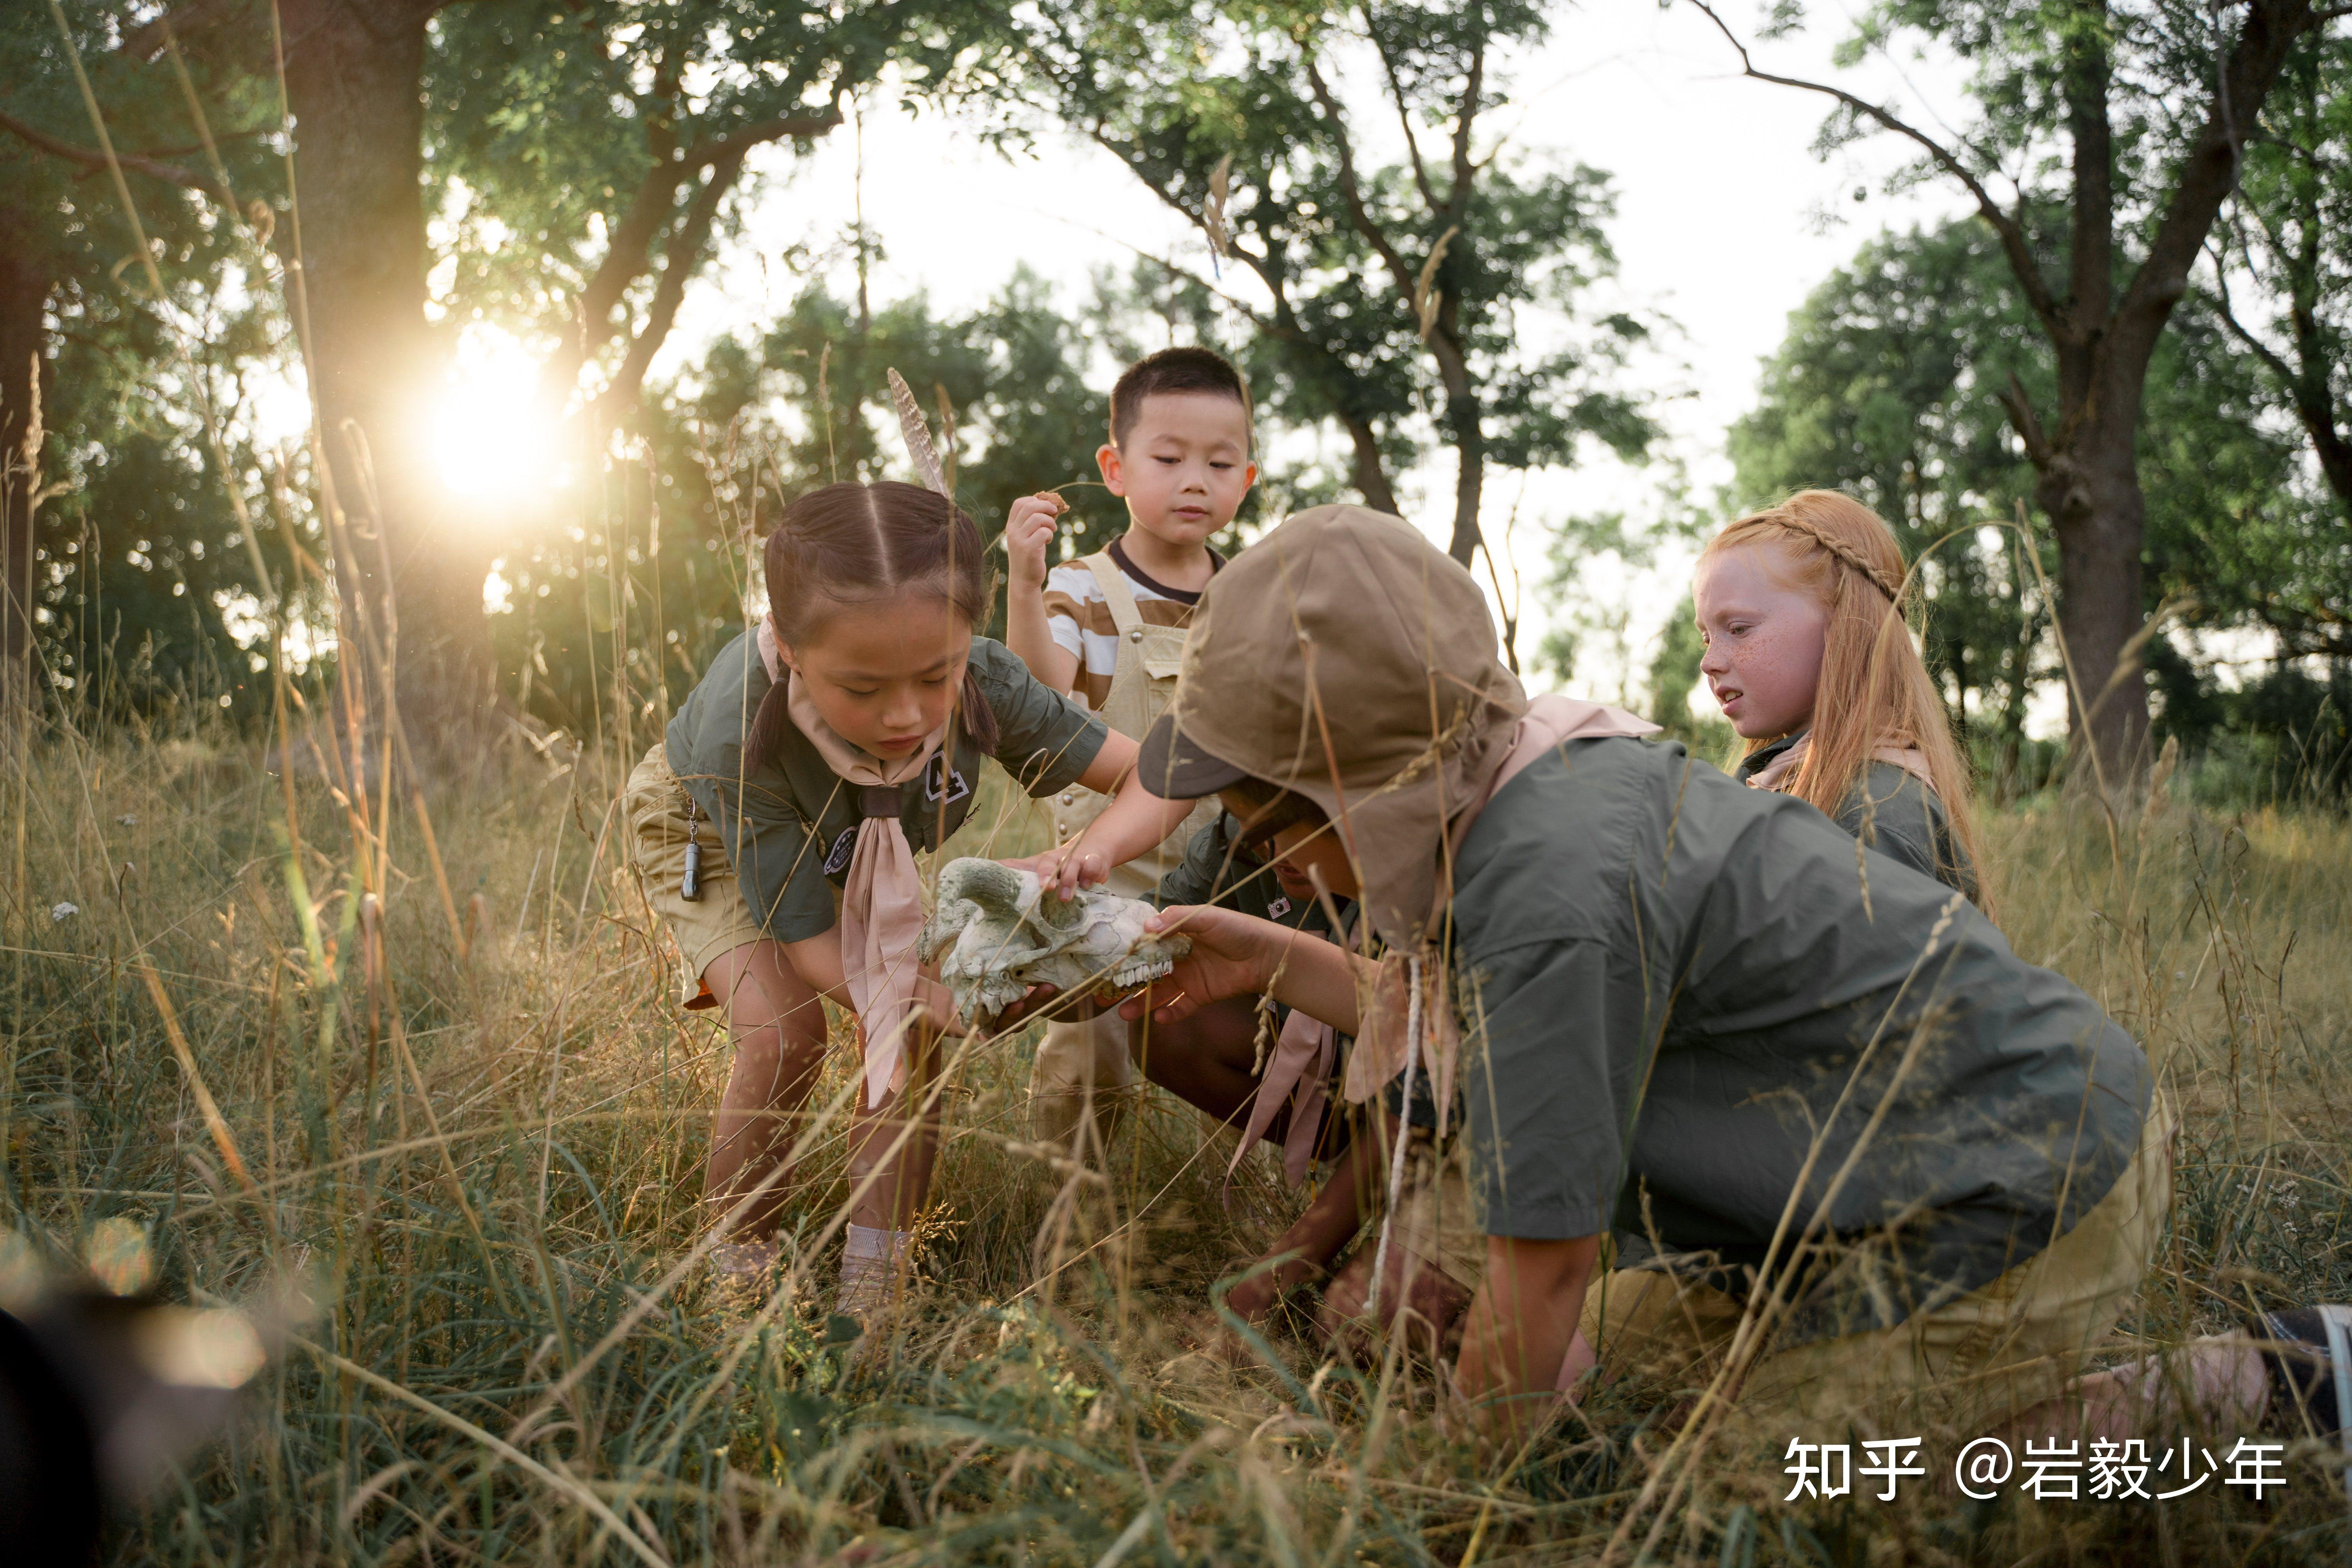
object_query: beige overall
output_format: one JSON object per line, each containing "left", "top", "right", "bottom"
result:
{"left": 1028, "top": 553, "right": 1220, "bottom": 1148}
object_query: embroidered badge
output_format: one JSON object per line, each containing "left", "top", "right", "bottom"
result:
{"left": 822, "top": 827, "right": 857, "bottom": 875}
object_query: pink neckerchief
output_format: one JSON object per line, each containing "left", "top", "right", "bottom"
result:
{"left": 1229, "top": 695, "right": 1658, "bottom": 1194}
{"left": 1744, "top": 731, "right": 1934, "bottom": 795}
{"left": 759, "top": 616, "right": 946, "bottom": 1108}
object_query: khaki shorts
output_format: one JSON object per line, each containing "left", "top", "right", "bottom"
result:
{"left": 1580, "top": 1088, "right": 2177, "bottom": 1430}
{"left": 624, "top": 743, "right": 765, "bottom": 1008}
{"left": 1416, "top": 1088, "right": 2175, "bottom": 1430}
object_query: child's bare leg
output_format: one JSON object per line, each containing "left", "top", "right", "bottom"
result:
{"left": 846, "top": 1026, "right": 942, "bottom": 1233}
{"left": 702, "top": 940, "right": 829, "bottom": 1241}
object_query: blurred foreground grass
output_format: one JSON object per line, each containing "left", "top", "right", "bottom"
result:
{"left": 5, "top": 713, "right": 2351, "bottom": 1566}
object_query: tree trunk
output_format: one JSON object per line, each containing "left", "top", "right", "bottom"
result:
{"left": 2038, "top": 390, "right": 2151, "bottom": 781}
{"left": 0, "top": 242, "right": 49, "bottom": 717}
{"left": 1342, "top": 414, "right": 1399, "bottom": 515}
{"left": 281, "top": 0, "right": 490, "bottom": 734}
{"left": 1442, "top": 381, "right": 1484, "bottom": 567}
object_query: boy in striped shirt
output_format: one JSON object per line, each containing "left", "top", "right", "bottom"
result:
{"left": 1002, "top": 346, "right": 1257, "bottom": 1149}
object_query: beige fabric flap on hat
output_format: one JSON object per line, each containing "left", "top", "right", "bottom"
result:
{"left": 1340, "top": 691, "right": 1659, "bottom": 1107}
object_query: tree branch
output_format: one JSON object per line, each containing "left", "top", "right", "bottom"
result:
{"left": 585, "top": 151, "right": 745, "bottom": 421}
{"left": 1080, "top": 125, "right": 1296, "bottom": 311}
{"left": 539, "top": 97, "right": 842, "bottom": 406}
{"left": 2110, "top": 0, "right": 2323, "bottom": 367}
{"left": 0, "top": 108, "right": 234, "bottom": 205}
{"left": 2060, "top": 1, "right": 2114, "bottom": 339}
{"left": 1995, "top": 371, "right": 2054, "bottom": 467}
{"left": 1361, "top": 7, "right": 1438, "bottom": 212}
{"left": 1682, "top": 0, "right": 2067, "bottom": 339}
{"left": 679, "top": 104, "right": 843, "bottom": 169}
{"left": 2206, "top": 239, "right": 2300, "bottom": 388}
{"left": 2208, "top": 243, "right": 2352, "bottom": 510}
{"left": 1446, "top": 23, "right": 1482, "bottom": 223}
{"left": 1302, "top": 56, "right": 1420, "bottom": 305}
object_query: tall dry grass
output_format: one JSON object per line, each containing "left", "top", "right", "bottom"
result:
{"left": 6, "top": 670, "right": 2352, "bottom": 1563}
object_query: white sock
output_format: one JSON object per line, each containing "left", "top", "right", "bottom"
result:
{"left": 837, "top": 1224, "right": 914, "bottom": 1315}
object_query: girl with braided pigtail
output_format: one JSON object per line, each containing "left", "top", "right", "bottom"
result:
{"left": 1695, "top": 489, "right": 1988, "bottom": 907}
{"left": 623, "top": 481, "right": 1194, "bottom": 1321}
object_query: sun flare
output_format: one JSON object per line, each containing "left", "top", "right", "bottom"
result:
{"left": 430, "top": 334, "right": 565, "bottom": 503}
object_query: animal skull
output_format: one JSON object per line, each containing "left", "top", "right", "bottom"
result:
{"left": 917, "top": 858, "right": 1191, "bottom": 1023}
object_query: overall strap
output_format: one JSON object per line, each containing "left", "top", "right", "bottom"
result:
{"left": 1080, "top": 551, "right": 1149, "bottom": 641}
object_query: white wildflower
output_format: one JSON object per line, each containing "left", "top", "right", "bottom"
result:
{"left": 49, "top": 902, "right": 78, "bottom": 922}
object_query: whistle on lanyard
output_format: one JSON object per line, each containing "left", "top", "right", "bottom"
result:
{"left": 681, "top": 797, "right": 704, "bottom": 902}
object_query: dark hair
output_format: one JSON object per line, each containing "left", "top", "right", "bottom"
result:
{"left": 743, "top": 480, "right": 998, "bottom": 772}
{"left": 1225, "top": 774, "right": 1326, "bottom": 850}
{"left": 1108, "top": 346, "right": 1252, "bottom": 451}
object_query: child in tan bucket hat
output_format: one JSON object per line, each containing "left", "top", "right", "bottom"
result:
{"left": 1107, "top": 503, "right": 2310, "bottom": 1454}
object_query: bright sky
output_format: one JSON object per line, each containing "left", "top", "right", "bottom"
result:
{"left": 475, "top": 1, "right": 1993, "bottom": 715}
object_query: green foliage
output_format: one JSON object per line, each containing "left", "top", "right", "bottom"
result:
{"left": 2152, "top": 647, "right": 2352, "bottom": 807}
{"left": 1, "top": 2, "right": 307, "bottom": 722}
{"left": 2207, "top": 25, "right": 2352, "bottom": 653}
{"left": 425, "top": 0, "right": 1014, "bottom": 395}
{"left": 1001, "top": 1, "right": 1659, "bottom": 545}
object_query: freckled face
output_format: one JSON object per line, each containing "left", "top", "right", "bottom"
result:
{"left": 783, "top": 592, "right": 971, "bottom": 759}
{"left": 1693, "top": 544, "right": 1829, "bottom": 740}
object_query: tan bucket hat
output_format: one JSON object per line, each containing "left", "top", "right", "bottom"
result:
{"left": 1138, "top": 504, "right": 1530, "bottom": 947}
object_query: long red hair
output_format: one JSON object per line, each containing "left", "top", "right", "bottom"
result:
{"left": 1702, "top": 490, "right": 1987, "bottom": 898}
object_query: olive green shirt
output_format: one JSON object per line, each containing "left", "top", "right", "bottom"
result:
{"left": 1737, "top": 731, "right": 1978, "bottom": 902}
{"left": 1453, "top": 737, "right": 2148, "bottom": 1340}
{"left": 664, "top": 632, "right": 1109, "bottom": 943}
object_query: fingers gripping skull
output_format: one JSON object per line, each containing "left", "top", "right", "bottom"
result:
{"left": 916, "top": 858, "right": 1192, "bottom": 1024}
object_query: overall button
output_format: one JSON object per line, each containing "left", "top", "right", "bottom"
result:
{"left": 1128, "top": 628, "right": 1144, "bottom": 642}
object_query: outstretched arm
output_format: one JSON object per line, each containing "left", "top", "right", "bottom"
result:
{"left": 1118, "top": 904, "right": 1369, "bottom": 1035}
{"left": 781, "top": 924, "right": 965, "bottom": 1034}
{"left": 1008, "top": 730, "right": 1198, "bottom": 892}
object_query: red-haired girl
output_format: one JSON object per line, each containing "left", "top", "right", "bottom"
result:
{"left": 1695, "top": 490, "right": 1986, "bottom": 903}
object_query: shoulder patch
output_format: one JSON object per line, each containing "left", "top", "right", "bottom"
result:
{"left": 823, "top": 826, "right": 858, "bottom": 875}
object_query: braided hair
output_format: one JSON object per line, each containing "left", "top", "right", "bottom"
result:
{"left": 742, "top": 481, "right": 999, "bottom": 774}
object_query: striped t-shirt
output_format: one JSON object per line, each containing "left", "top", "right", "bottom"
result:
{"left": 1040, "top": 539, "right": 1223, "bottom": 713}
